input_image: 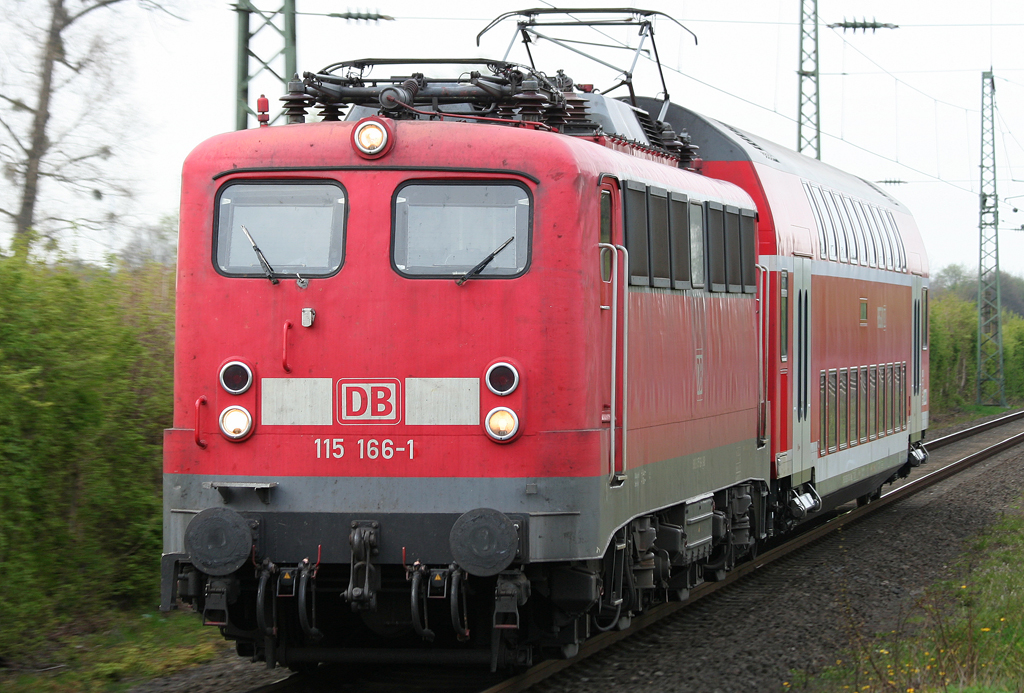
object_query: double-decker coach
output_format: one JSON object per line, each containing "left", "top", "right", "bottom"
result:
{"left": 638, "top": 97, "right": 930, "bottom": 515}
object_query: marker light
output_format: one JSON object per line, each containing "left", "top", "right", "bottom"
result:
{"left": 486, "top": 362, "right": 519, "bottom": 396}
{"left": 219, "top": 406, "right": 253, "bottom": 440}
{"left": 485, "top": 407, "right": 519, "bottom": 442}
{"left": 220, "top": 361, "right": 253, "bottom": 394}
{"left": 352, "top": 118, "right": 393, "bottom": 158}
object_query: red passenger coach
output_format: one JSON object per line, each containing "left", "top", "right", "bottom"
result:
{"left": 162, "top": 9, "right": 929, "bottom": 671}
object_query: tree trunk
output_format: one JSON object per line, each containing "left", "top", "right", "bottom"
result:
{"left": 13, "top": 0, "right": 66, "bottom": 254}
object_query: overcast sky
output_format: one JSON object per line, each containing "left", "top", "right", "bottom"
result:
{"left": 15, "top": 0, "right": 1024, "bottom": 277}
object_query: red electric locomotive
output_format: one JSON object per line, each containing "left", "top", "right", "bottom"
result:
{"left": 161, "top": 9, "right": 929, "bottom": 670}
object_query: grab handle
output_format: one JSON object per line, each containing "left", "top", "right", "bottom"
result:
{"left": 194, "top": 395, "right": 208, "bottom": 449}
{"left": 282, "top": 320, "right": 293, "bottom": 373}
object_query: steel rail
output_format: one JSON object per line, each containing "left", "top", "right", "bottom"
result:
{"left": 480, "top": 411, "right": 1024, "bottom": 693}
{"left": 923, "top": 408, "right": 1024, "bottom": 451}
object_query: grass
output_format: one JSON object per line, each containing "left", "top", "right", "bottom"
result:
{"left": 786, "top": 506, "right": 1024, "bottom": 693}
{"left": 928, "top": 405, "right": 1016, "bottom": 434}
{"left": 0, "top": 609, "right": 226, "bottom": 693}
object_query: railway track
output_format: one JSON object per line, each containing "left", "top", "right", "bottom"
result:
{"left": 246, "top": 411, "right": 1024, "bottom": 693}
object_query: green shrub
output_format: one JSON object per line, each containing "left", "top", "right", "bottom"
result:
{"left": 0, "top": 255, "right": 174, "bottom": 658}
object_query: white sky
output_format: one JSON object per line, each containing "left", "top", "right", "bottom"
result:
{"left": 17, "top": 1, "right": 1024, "bottom": 276}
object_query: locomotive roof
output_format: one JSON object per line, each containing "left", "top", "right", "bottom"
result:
{"left": 286, "top": 58, "right": 700, "bottom": 166}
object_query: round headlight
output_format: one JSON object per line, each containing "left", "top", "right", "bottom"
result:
{"left": 219, "top": 406, "right": 253, "bottom": 440}
{"left": 486, "top": 362, "right": 519, "bottom": 396}
{"left": 485, "top": 407, "right": 519, "bottom": 441}
{"left": 220, "top": 361, "right": 253, "bottom": 395}
{"left": 354, "top": 120, "right": 388, "bottom": 155}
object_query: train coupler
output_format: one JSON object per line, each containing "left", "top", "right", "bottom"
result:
{"left": 343, "top": 521, "right": 379, "bottom": 611}
{"left": 492, "top": 571, "right": 531, "bottom": 630}
{"left": 202, "top": 577, "right": 237, "bottom": 626}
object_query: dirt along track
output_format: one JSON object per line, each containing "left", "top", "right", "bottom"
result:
{"left": 129, "top": 412, "right": 1024, "bottom": 693}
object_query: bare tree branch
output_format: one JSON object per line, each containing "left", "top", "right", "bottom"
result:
{"left": 68, "top": 0, "right": 127, "bottom": 25}
{"left": 0, "top": 113, "right": 28, "bottom": 154}
{"left": 0, "top": 93, "right": 35, "bottom": 114}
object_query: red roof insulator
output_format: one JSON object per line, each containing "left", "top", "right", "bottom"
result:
{"left": 257, "top": 95, "right": 270, "bottom": 127}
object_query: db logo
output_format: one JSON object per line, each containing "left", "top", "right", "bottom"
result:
{"left": 337, "top": 379, "right": 401, "bottom": 425}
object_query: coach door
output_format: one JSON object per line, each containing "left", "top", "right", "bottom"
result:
{"left": 910, "top": 276, "right": 925, "bottom": 434}
{"left": 790, "top": 257, "right": 813, "bottom": 479}
{"left": 598, "top": 183, "right": 627, "bottom": 485}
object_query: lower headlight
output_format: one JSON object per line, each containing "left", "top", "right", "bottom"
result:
{"left": 485, "top": 407, "right": 519, "bottom": 441}
{"left": 219, "top": 405, "right": 253, "bottom": 440}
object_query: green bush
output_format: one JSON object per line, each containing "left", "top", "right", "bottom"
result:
{"left": 0, "top": 255, "right": 174, "bottom": 658}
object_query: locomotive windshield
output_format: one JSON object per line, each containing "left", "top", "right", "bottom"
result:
{"left": 214, "top": 182, "right": 346, "bottom": 277}
{"left": 392, "top": 183, "right": 530, "bottom": 278}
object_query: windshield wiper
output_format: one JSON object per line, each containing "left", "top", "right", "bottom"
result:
{"left": 240, "top": 225, "right": 279, "bottom": 285}
{"left": 455, "top": 236, "right": 515, "bottom": 286}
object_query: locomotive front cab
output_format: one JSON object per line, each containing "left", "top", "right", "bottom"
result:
{"left": 160, "top": 117, "right": 626, "bottom": 668}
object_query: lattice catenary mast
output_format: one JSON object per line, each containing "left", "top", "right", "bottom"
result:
{"left": 234, "top": 0, "right": 297, "bottom": 130}
{"left": 977, "top": 70, "right": 1006, "bottom": 406}
{"left": 796, "top": 0, "right": 820, "bottom": 159}
{"left": 234, "top": 3, "right": 393, "bottom": 130}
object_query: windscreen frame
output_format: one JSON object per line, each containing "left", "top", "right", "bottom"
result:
{"left": 390, "top": 179, "right": 533, "bottom": 280}
{"left": 212, "top": 179, "right": 348, "bottom": 279}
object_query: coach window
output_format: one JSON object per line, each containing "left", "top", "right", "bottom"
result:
{"left": 740, "top": 209, "right": 757, "bottom": 293}
{"left": 780, "top": 270, "right": 789, "bottom": 361}
{"left": 869, "top": 206, "right": 893, "bottom": 270}
{"left": 838, "top": 368, "right": 849, "bottom": 449}
{"left": 833, "top": 192, "right": 858, "bottom": 265}
{"left": 868, "top": 366, "right": 877, "bottom": 439}
{"left": 842, "top": 196, "right": 867, "bottom": 266}
{"left": 884, "top": 362, "right": 892, "bottom": 431}
{"left": 809, "top": 185, "right": 837, "bottom": 261}
{"left": 724, "top": 206, "right": 743, "bottom": 292}
{"left": 902, "top": 363, "right": 908, "bottom": 428}
{"left": 819, "top": 371, "right": 827, "bottom": 456}
{"left": 898, "top": 364, "right": 905, "bottom": 429}
{"left": 215, "top": 181, "right": 346, "bottom": 277}
{"left": 689, "top": 201, "right": 705, "bottom": 288}
{"left": 883, "top": 210, "right": 906, "bottom": 271}
{"left": 859, "top": 366, "right": 868, "bottom": 443}
{"left": 624, "top": 181, "right": 651, "bottom": 286}
{"left": 392, "top": 183, "right": 530, "bottom": 278}
{"left": 706, "top": 202, "right": 727, "bottom": 292}
{"left": 827, "top": 369, "right": 838, "bottom": 453}
{"left": 850, "top": 367, "right": 859, "bottom": 445}
{"left": 862, "top": 201, "right": 886, "bottom": 269}
{"left": 803, "top": 181, "right": 828, "bottom": 259}
{"left": 669, "top": 192, "right": 691, "bottom": 289}
{"left": 649, "top": 187, "right": 671, "bottom": 288}
{"left": 877, "top": 365, "right": 885, "bottom": 437}
{"left": 822, "top": 190, "right": 849, "bottom": 263}
{"left": 852, "top": 200, "right": 877, "bottom": 268}
{"left": 877, "top": 207, "right": 898, "bottom": 271}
